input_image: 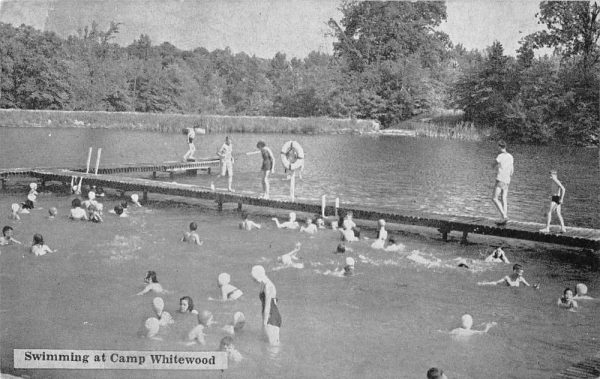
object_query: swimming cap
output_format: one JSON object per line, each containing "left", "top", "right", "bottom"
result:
{"left": 576, "top": 283, "right": 588, "bottom": 295}
{"left": 461, "top": 314, "right": 473, "bottom": 329}
{"left": 378, "top": 219, "right": 386, "bottom": 227}
{"left": 152, "top": 297, "right": 164, "bottom": 313}
{"left": 88, "top": 191, "right": 96, "bottom": 200}
{"left": 131, "top": 194, "right": 139, "bottom": 202}
{"left": 29, "top": 183, "right": 37, "bottom": 190}
{"left": 233, "top": 311, "right": 245, "bottom": 326}
{"left": 49, "top": 207, "right": 57, "bottom": 215}
{"left": 251, "top": 265, "right": 266, "bottom": 280}
{"left": 11, "top": 203, "right": 20, "bottom": 212}
{"left": 218, "top": 273, "right": 231, "bottom": 286}
{"left": 199, "top": 310, "right": 213, "bottom": 326}
{"left": 345, "top": 257, "right": 355, "bottom": 266}
{"left": 289, "top": 212, "right": 296, "bottom": 221}
{"left": 144, "top": 317, "right": 160, "bottom": 337}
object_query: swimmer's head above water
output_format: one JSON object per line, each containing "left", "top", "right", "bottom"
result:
{"left": 189, "top": 222, "right": 198, "bottom": 231}
{"left": 218, "top": 273, "right": 231, "bottom": 287}
{"left": 144, "top": 317, "right": 160, "bottom": 338}
{"left": 32, "top": 233, "right": 44, "bottom": 245}
{"left": 198, "top": 310, "right": 214, "bottom": 327}
{"left": 179, "top": 296, "right": 195, "bottom": 313}
{"left": 288, "top": 212, "right": 296, "bottom": 222}
{"left": 48, "top": 207, "right": 57, "bottom": 217}
{"left": 251, "top": 265, "right": 266, "bottom": 282}
{"left": 152, "top": 297, "right": 165, "bottom": 315}
{"left": 576, "top": 283, "right": 588, "bottom": 296}
{"left": 145, "top": 271, "right": 158, "bottom": 283}
{"left": 512, "top": 264, "right": 523, "bottom": 276}
{"left": 461, "top": 314, "right": 473, "bottom": 330}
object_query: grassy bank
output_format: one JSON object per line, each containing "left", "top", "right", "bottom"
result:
{"left": 392, "top": 109, "right": 489, "bottom": 141}
{"left": 0, "top": 109, "right": 380, "bottom": 135}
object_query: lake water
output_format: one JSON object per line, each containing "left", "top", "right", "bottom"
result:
{"left": 0, "top": 127, "right": 599, "bottom": 379}
{"left": 1, "top": 127, "right": 598, "bottom": 228}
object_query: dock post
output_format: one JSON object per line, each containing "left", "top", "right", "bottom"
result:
{"left": 1, "top": 176, "right": 6, "bottom": 190}
{"left": 143, "top": 190, "right": 148, "bottom": 202}
{"left": 590, "top": 249, "right": 600, "bottom": 271}
{"left": 217, "top": 195, "right": 223, "bottom": 212}
{"left": 169, "top": 172, "right": 174, "bottom": 179}
{"left": 152, "top": 171, "right": 157, "bottom": 179}
{"left": 461, "top": 231, "right": 469, "bottom": 245}
{"left": 237, "top": 202, "right": 242, "bottom": 212}
{"left": 321, "top": 195, "right": 326, "bottom": 217}
{"left": 290, "top": 171, "right": 296, "bottom": 202}
{"left": 207, "top": 167, "right": 211, "bottom": 175}
{"left": 335, "top": 197, "right": 339, "bottom": 217}
{"left": 438, "top": 226, "right": 451, "bottom": 242}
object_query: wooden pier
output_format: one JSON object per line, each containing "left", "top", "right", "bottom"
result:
{"left": 1, "top": 167, "right": 599, "bottom": 264}
{"left": 555, "top": 354, "right": 600, "bottom": 378}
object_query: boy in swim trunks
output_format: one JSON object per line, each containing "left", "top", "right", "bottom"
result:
{"left": 478, "top": 264, "right": 538, "bottom": 288}
{"left": 539, "top": 170, "right": 566, "bottom": 233}
{"left": 491, "top": 140, "right": 514, "bottom": 224}
{"left": 257, "top": 141, "right": 275, "bottom": 199}
{"left": 183, "top": 128, "right": 196, "bottom": 161}
{"left": 211, "top": 136, "right": 234, "bottom": 192}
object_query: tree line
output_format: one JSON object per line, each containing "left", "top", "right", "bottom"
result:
{"left": 0, "top": 1, "right": 598, "bottom": 145}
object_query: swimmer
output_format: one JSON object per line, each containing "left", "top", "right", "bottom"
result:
{"left": 219, "top": 336, "right": 243, "bottom": 363}
{"left": 239, "top": 212, "right": 261, "bottom": 231}
{"left": 342, "top": 211, "right": 360, "bottom": 238}
{"left": 87, "top": 203, "right": 103, "bottom": 223}
{"left": 276, "top": 242, "right": 303, "bottom": 269}
{"left": 218, "top": 273, "right": 244, "bottom": 300}
{"left": 272, "top": 212, "right": 299, "bottom": 230}
{"left": 30, "top": 233, "right": 54, "bottom": 256}
{"left": 315, "top": 215, "right": 326, "bottom": 229}
{"left": 251, "top": 265, "right": 281, "bottom": 346}
{"left": 334, "top": 243, "right": 353, "bottom": 254}
{"left": 9, "top": 203, "right": 21, "bottom": 220}
{"left": 384, "top": 237, "right": 405, "bottom": 252}
{"left": 182, "top": 222, "right": 203, "bottom": 245}
{"left": 152, "top": 297, "right": 174, "bottom": 326}
{"left": 131, "top": 194, "right": 142, "bottom": 207}
{"left": 112, "top": 205, "right": 128, "bottom": 217}
{"left": 28, "top": 183, "right": 39, "bottom": 199}
{"left": 136, "top": 271, "right": 169, "bottom": 295}
{"left": 484, "top": 247, "right": 510, "bottom": 263}
{"left": 300, "top": 217, "right": 317, "bottom": 234}
{"left": 221, "top": 312, "right": 246, "bottom": 335}
{"left": 478, "top": 264, "right": 538, "bottom": 288}
{"left": 82, "top": 191, "right": 97, "bottom": 210}
{"left": 557, "top": 287, "right": 578, "bottom": 310}
{"left": 141, "top": 317, "right": 162, "bottom": 340}
{"left": 427, "top": 367, "right": 448, "bottom": 379}
{"left": 186, "top": 318, "right": 206, "bottom": 345}
{"left": 343, "top": 257, "right": 355, "bottom": 276}
{"left": 0, "top": 226, "right": 22, "bottom": 245}
{"left": 48, "top": 207, "right": 57, "bottom": 219}
{"left": 197, "top": 310, "right": 217, "bottom": 328}
{"left": 340, "top": 221, "right": 358, "bottom": 242}
{"left": 449, "top": 314, "right": 496, "bottom": 336}
{"left": 371, "top": 219, "right": 388, "bottom": 249}
{"left": 69, "top": 198, "right": 88, "bottom": 221}
{"left": 574, "top": 283, "right": 594, "bottom": 300}
{"left": 179, "top": 296, "right": 199, "bottom": 315}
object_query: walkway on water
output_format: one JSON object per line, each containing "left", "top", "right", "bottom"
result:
{"left": 555, "top": 353, "right": 600, "bottom": 378}
{"left": 2, "top": 167, "right": 599, "bottom": 259}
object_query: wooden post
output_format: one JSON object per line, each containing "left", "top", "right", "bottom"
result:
{"left": 94, "top": 148, "right": 102, "bottom": 175}
{"left": 217, "top": 194, "right": 223, "bottom": 212}
{"left": 461, "top": 231, "right": 469, "bottom": 245}
{"left": 237, "top": 202, "right": 243, "bottom": 211}
{"left": 143, "top": 190, "right": 148, "bottom": 202}
{"left": 335, "top": 197, "right": 339, "bottom": 217}
{"left": 85, "top": 147, "right": 93, "bottom": 173}
{"left": 290, "top": 171, "right": 296, "bottom": 202}
{"left": 589, "top": 249, "right": 600, "bottom": 271}
{"left": 152, "top": 171, "right": 157, "bottom": 179}
{"left": 207, "top": 167, "right": 211, "bottom": 175}
{"left": 321, "top": 195, "right": 326, "bottom": 217}
{"left": 438, "top": 226, "right": 451, "bottom": 242}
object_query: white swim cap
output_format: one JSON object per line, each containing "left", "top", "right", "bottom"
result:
{"left": 346, "top": 257, "right": 355, "bottom": 266}
{"left": 198, "top": 310, "right": 213, "bottom": 326}
{"left": 131, "top": 194, "right": 139, "bottom": 202}
{"left": 233, "top": 311, "right": 245, "bottom": 326}
{"left": 30, "top": 183, "right": 37, "bottom": 190}
{"left": 11, "top": 203, "right": 20, "bottom": 212}
{"left": 461, "top": 314, "right": 473, "bottom": 329}
{"left": 289, "top": 212, "right": 296, "bottom": 221}
{"left": 576, "top": 283, "right": 588, "bottom": 295}
{"left": 88, "top": 191, "right": 96, "bottom": 200}
{"left": 218, "top": 273, "right": 231, "bottom": 286}
{"left": 378, "top": 219, "right": 386, "bottom": 227}
{"left": 144, "top": 317, "right": 160, "bottom": 337}
{"left": 152, "top": 297, "right": 164, "bottom": 313}
{"left": 251, "top": 265, "right": 266, "bottom": 280}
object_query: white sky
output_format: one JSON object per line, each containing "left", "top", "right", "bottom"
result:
{"left": 0, "top": 0, "right": 546, "bottom": 57}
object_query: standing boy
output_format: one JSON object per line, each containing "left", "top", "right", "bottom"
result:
{"left": 491, "top": 140, "right": 514, "bottom": 225}
{"left": 539, "top": 170, "right": 566, "bottom": 233}
{"left": 211, "top": 136, "right": 234, "bottom": 192}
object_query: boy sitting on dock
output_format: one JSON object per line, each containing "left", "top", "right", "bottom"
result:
{"left": 539, "top": 170, "right": 566, "bottom": 233}
{"left": 478, "top": 264, "right": 538, "bottom": 288}
{"left": 182, "top": 222, "right": 203, "bottom": 245}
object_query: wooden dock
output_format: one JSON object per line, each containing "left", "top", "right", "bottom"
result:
{"left": 1, "top": 167, "right": 599, "bottom": 261}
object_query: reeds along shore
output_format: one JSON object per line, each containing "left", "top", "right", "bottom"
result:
{"left": 402, "top": 120, "right": 488, "bottom": 141}
{"left": 0, "top": 109, "right": 380, "bottom": 135}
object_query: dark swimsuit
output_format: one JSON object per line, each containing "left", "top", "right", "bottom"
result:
{"left": 551, "top": 195, "right": 561, "bottom": 205}
{"left": 261, "top": 149, "right": 273, "bottom": 172}
{"left": 188, "top": 136, "right": 194, "bottom": 143}
{"left": 259, "top": 290, "right": 281, "bottom": 327}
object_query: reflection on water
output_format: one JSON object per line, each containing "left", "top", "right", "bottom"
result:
{"left": 1, "top": 127, "right": 598, "bottom": 227}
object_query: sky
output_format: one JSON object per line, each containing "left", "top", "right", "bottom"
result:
{"left": 0, "top": 0, "right": 546, "bottom": 58}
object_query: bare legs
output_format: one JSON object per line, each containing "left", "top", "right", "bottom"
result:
{"left": 540, "top": 202, "right": 566, "bottom": 233}
{"left": 492, "top": 185, "right": 508, "bottom": 221}
{"left": 261, "top": 171, "right": 270, "bottom": 199}
{"left": 183, "top": 143, "right": 196, "bottom": 161}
